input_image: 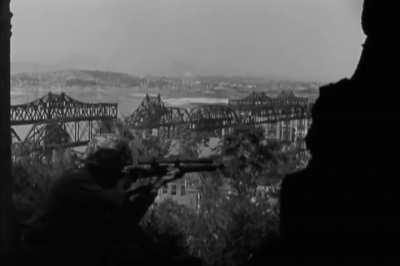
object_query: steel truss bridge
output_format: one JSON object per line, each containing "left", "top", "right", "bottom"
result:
{"left": 11, "top": 91, "right": 311, "bottom": 158}
{"left": 11, "top": 92, "right": 118, "bottom": 158}
{"left": 127, "top": 91, "right": 313, "bottom": 142}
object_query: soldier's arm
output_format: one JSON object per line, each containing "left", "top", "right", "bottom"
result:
{"left": 120, "top": 167, "right": 184, "bottom": 224}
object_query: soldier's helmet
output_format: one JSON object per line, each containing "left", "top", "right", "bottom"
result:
{"left": 85, "top": 138, "right": 133, "bottom": 185}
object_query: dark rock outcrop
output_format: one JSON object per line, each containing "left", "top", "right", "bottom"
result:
{"left": 280, "top": 0, "right": 400, "bottom": 258}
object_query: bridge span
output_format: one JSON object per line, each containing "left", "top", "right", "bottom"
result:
{"left": 128, "top": 91, "right": 313, "bottom": 141}
{"left": 11, "top": 92, "right": 118, "bottom": 159}
{"left": 11, "top": 91, "right": 312, "bottom": 159}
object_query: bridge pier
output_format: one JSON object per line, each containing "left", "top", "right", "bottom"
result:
{"left": 280, "top": 120, "right": 285, "bottom": 141}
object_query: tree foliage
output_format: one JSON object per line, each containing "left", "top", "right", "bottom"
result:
{"left": 12, "top": 151, "right": 77, "bottom": 222}
{"left": 140, "top": 125, "right": 298, "bottom": 266}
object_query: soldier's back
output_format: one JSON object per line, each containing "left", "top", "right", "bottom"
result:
{"left": 25, "top": 168, "right": 118, "bottom": 266}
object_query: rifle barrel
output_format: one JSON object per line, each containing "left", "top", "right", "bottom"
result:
{"left": 178, "top": 165, "right": 221, "bottom": 173}
{"left": 154, "top": 164, "right": 222, "bottom": 188}
{"left": 137, "top": 159, "right": 214, "bottom": 165}
{"left": 124, "top": 162, "right": 224, "bottom": 191}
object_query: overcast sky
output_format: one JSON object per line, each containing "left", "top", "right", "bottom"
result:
{"left": 11, "top": 0, "right": 364, "bottom": 82}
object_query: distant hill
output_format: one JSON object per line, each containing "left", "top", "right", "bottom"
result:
{"left": 11, "top": 69, "right": 143, "bottom": 89}
{"left": 11, "top": 69, "right": 320, "bottom": 103}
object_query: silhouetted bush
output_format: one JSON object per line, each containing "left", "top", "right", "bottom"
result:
{"left": 13, "top": 153, "right": 77, "bottom": 222}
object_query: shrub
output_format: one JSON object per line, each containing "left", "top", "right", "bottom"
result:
{"left": 12, "top": 151, "right": 77, "bottom": 222}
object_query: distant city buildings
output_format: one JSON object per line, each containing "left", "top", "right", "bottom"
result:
{"left": 155, "top": 173, "right": 201, "bottom": 210}
{"left": 154, "top": 172, "right": 280, "bottom": 211}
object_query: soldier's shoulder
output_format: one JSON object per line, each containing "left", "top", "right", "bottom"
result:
{"left": 51, "top": 168, "right": 92, "bottom": 191}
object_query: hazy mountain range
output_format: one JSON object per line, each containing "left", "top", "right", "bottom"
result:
{"left": 12, "top": 67, "right": 319, "bottom": 89}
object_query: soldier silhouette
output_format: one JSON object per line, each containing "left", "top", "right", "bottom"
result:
{"left": 22, "top": 139, "right": 189, "bottom": 266}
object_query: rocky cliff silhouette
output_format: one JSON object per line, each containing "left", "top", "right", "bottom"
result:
{"left": 279, "top": 0, "right": 400, "bottom": 259}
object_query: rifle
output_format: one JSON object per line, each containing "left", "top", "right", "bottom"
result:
{"left": 122, "top": 158, "right": 224, "bottom": 190}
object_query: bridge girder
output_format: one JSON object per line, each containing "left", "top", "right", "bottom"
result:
{"left": 128, "top": 91, "right": 312, "bottom": 139}
{"left": 11, "top": 92, "right": 118, "bottom": 157}
{"left": 189, "top": 105, "right": 239, "bottom": 131}
{"left": 160, "top": 107, "right": 190, "bottom": 127}
{"left": 11, "top": 92, "right": 117, "bottom": 126}
{"left": 128, "top": 94, "right": 190, "bottom": 129}
{"left": 229, "top": 92, "right": 273, "bottom": 106}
